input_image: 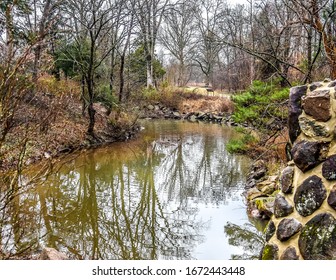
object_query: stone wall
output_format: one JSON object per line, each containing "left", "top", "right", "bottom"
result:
{"left": 261, "top": 79, "right": 336, "bottom": 260}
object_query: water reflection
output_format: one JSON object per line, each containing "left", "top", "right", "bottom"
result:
{"left": 0, "top": 120, "right": 257, "bottom": 259}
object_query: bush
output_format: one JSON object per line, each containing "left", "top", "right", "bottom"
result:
{"left": 231, "top": 80, "right": 289, "bottom": 130}
{"left": 226, "top": 129, "right": 257, "bottom": 154}
{"left": 95, "top": 83, "right": 117, "bottom": 109}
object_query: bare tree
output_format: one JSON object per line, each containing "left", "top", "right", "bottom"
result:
{"left": 159, "top": 1, "right": 197, "bottom": 87}
{"left": 193, "top": 0, "right": 224, "bottom": 87}
{"left": 282, "top": 0, "right": 336, "bottom": 79}
{"left": 64, "top": 0, "right": 115, "bottom": 137}
{"left": 26, "top": 0, "right": 64, "bottom": 85}
{"left": 130, "top": 0, "right": 170, "bottom": 88}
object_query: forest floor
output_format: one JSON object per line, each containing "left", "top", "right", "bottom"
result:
{"left": 0, "top": 90, "right": 139, "bottom": 172}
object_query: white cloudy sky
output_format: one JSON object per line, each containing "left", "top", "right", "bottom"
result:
{"left": 228, "top": 0, "right": 248, "bottom": 4}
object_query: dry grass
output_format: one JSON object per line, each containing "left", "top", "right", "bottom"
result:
{"left": 138, "top": 87, "right": 235, "bottom": 114}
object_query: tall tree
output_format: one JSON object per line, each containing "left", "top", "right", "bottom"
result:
{"left": 160, "top": 1, "right": 197, "bottom": 87}
{"left": 131, "top": 0, "right": 170, "bottom": 88}
{"left": 65, "top": 0, "right": 114, "bottom": 137}
{"left": 194, "top": 0, "right": 224, "bottom": 87}
{"left": 283, "top": 0, "right": 336, "bottom": 79}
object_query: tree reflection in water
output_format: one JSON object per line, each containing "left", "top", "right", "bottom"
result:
{"left": 0, "top": 120, "right": 253, "bottom": 259}
{"left": 224, "top": 222, "right": 265, "bottom": 260}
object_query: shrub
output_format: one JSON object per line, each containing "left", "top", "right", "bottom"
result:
{"left": 95, "top": 83, "right": 117, "bottom": 109}
{"left": 231, "top": 80, "right": 289, "bottom": 130}
{"left": 226, "top": 129, "right": 257, "bottom": 154}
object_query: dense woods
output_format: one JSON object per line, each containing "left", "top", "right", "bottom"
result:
{"left": 1, "top": 0, "right": 336, "bottom": 136}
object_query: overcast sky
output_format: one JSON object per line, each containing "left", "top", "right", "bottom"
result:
{"left": 228, "top": 0, "right": 248, "bottom": 5}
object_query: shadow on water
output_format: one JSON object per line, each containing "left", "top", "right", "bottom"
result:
{"left": 0, "top": 120, "right": 265, "bottom": 260}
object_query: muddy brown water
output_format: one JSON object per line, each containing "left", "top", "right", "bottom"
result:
{"left": 0, "top": 120, "right": 264, "bottom": 260}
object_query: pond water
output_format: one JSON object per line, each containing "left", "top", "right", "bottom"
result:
{"left": 0, "top": 120, "right": 264, "bottom": 260}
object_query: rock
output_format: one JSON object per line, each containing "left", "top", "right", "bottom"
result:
{"left": 39, "top": 248, "right": 68, "bottom": 260}
{"left": 274, "top": 194, "right": 294, "bottom": 218}
{"left": 253, "top": 197, "right": 274, "bottom": 218}
{"left": 244, "top": 187, "right": 267, "bottom": 201}
{"left": 328, "top": 80, "right": 336, "bottom": 87}
{"left": 261, "top": 243, "right": 279, "bottom": 260}
{"left": 298, "top": 213, "right": 336, "bottom": 260}
{"left": 154, "top": 105, "right": 160, "bottom": 111}
{"left": 280, "top": 246, "right": 300, "bottom": 260}
{"left": 322, "top": 155, "right": 336, "bottom": 180}
{"left": 264, "top": 220, "right": 276, "bottom": 242}
{"left": 299, "top": 116, "right": 331, "bottom": 138}
{"left": 245, "top": 178, "right": 256, "bottom": 189}
{"left": 189, "top": 115, "right": 197, "bottom": 122}
{"left": 302, "top": 89, "right": 331, "bottom": 122}
{"left": 294, "top": 175, "right": 327, "bottom": 217}
{"left": 251, "top": 160, "right": 267, "bottom": 180}
{"left": 196, "top": 111, "right": 206, "bottom": 119}
{"left": 280, "top": 166, "right": 295, "bottom": 194}
{"left": 327, "top": 185, "right": 336, "bottom": 210}
{"left": 276, "top": 218, "right": 302, "bottom": 241}
{"left": 309, "top": 82, "right": 323, "bottom": 91}
{"left": 172, "top": 112, "right": 181, "bottom": 119}
{"left": 288, "top": 85, "right": 307, "bottom": 143}
{"left": 147, "top": 104, "right": 155, "bottom": 110}
{"left": 256, "top": 180, "right": 277, "bottom": 195}
{"left": 291, "top": 140, "right": 329, "bottom": 172}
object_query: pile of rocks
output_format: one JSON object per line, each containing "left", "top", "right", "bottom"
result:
{"left": 142, "top": 103, "right": 241, "bottom": 126}
{"left": 261, "top": 79, "right": 336, "bottom": 260}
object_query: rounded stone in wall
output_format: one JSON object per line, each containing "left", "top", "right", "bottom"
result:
{"left": 302, "top": 89, "right": 331, "bottom": 122}
{"left": 328, "top": 185, "right": 336, "bottom": 210}
{"left": 299, "top": 116, "right": 331, "bottom": 138}
{"left": 309, "top": 82, "right": 323, "bottom": 91}
{"left": 291, "top": 140, "right": 329, "bottom": 172}
{"left": 322, "top": 155, "right": 336, "bottom": 180}
{"left": 280, "top": 166, "right": 294, "bottom": 194}
{"left": 276, "top": 218, "right": 302, "bottom": 241}
{"left": 260, "top": 243, "right": 279, "bottom": 260}
{"left": 274, "top": 194, "right": 294, "bottom": 218}
{"left": 298, "top": 213, "right": 336, "bottom": 260}
{"left": 294, "top": 175, "right": 327, "bottom": 217}
{"left": 280, "top": 246, "right": 299, "bottom": 260}
{"left": 288, "top": 85, "right": 307, "bottom": 143}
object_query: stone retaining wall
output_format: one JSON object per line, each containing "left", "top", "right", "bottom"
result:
{"left": 261, "top": 79, "right": 336, "bottom": 260}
